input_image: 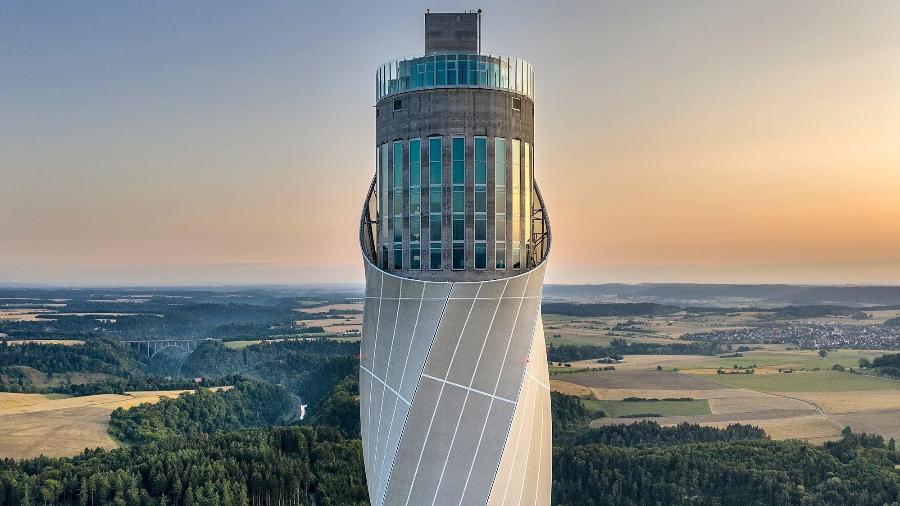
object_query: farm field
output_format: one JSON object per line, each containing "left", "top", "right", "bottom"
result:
{"left": 570, "top": 349, "right": 888, "bottom": 373}
{"left": 583, "top": 398, "right": 711, "bottom": 417}
{"left": 3, "top": 339, "right": 85, "bottom": 346}
{"left": 541, "top": 311, "right": 766, "bottom": 347}
{"left": 552, "top": 365, "right": 900, "bottom": 443}
{"left": 0, "top": 388, "right": 229, "bottom": 459}
{"left": 692, "top": 370, "right": 900, "bottom": 392}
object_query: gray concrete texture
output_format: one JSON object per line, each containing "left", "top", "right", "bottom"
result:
{"left": 424, "top": 12, "right": 480, "bottom": 54}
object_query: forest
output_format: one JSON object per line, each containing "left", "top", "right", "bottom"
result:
{"left": 2, "top": 286, "right": 900, "bottom": 505}
{"left": 108, "top": 381, "right": 295, "bottom": 445}
{"left": 541, "top": 302, "right": 680, "bottom": 317}
{"left": 181, "top": 341, "right": 358, "bottom": 406}
{"left": 2, "top": 385, "right": 900, "bottom": 505}
{"left": 870, "top": 352, "right": 900, "bottom": 379}
{"left": 546, "top": 339, "right": 721, "bottom": 363}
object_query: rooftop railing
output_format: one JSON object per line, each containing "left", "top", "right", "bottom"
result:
{"left": 376, "top": 53, "right": 534, "bottom": 102}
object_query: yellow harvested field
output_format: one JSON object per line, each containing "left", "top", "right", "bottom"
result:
{"left": 707, "top": 393, "right": 813, "bottom": 415}
{"left": 0, "top": 388, "right": 230, "bottom": 459}
{"left": 550, "top": 379, "right": 592, "bottom": 397}
{"left": 297, "top": 317, "right": 362, "bottom": 332}
{"left": 786, "top": 390, "right": 900, "bottom": 414}
{"left": 702, "top": 415, "right": 841, "bottom": 443}
{"left": 4, "top": 339, "right": 85, "bottom": 346}
{"left": 583, "top": 384, "right": 813, "bottom": 415}
{"left": 0, "top": 393, "right": 48, "bottom": 411}
{"left": 0, "top": 309, "right": 45, "bottom": 322}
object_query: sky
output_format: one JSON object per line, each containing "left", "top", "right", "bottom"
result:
{"left": 2, "top": 0, "right": 899, "bottom": 286}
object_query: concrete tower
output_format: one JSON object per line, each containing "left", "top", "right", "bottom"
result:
{"left": 359, "top": 11, "right": 551, "bottom": 505}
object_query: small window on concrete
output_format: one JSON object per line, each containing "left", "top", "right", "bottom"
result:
{"left": 512, "top": 97, "right": 522, "bottom": 111}
{"left": 376, "top": 107, "right": 380, "bottom": 118}
{"left": 394, "top": 99, "right": 402, "bottom": 111}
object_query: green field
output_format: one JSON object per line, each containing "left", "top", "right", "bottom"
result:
{"left": 671, "top": 350, "right": 887, "bottom": 372}
{"left": 693, "top": 370, "right": 900, "bottom": 392}
{"left": 542, "top": 315, "right": 685, "bottom": 347}
{"left": 582, "top": 398, "right": 711, "bottom": 418}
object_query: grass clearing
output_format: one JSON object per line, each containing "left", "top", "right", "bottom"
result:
{"left": 563, "top": 370, "right": 727, "bottom": 391}
{"left": 670, "top": 349, "right": 887, "bottom": 372}
{"left": 583, "top": 398, "right": 711, "bottom": 418}
{"left": 693, "top": 370, "right": 900, "bottom": 392}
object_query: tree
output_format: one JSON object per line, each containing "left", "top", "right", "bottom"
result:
{"left": 819, "top": 349, "right": 829, "bottom": 358}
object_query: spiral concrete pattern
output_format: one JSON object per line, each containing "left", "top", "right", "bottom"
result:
{"left": 359, "top": 258, "right": 551, "bottom": 506}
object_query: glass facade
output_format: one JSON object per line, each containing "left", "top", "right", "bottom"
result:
{"left": 474, "top": 137, "right": 487, "bottom": 270}
{"left": 428, "top": 137, "right": 442, "bottom": 270}
{"left": 379, "top": 144, "right": 389, "bottom": 269}
{"left": 393, "top": 142, "right": 403, "bottom": 269}
{"left": 523, "top": 141, "right": 532, "bottom": 270}
{"left": 409, "top": 139, "right": 422, "bottom": 269}
{"left": 495, "top": 138, "right": 506, "bottom": 269}
{"left": 511, "top": 139, "right": 521, "bottom": 269}
{"left": 376, "top": 53, "right": 534, "bottom": 102}
{"left": 376, "top": 134, "right": 535, "bottom": 275}
{"left": 452, "top": 137, "right": 465, "bottom": 270}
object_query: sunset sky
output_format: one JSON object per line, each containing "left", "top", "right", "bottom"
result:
{"left": 2, "top": 0, "right": 899, "bottom": 285}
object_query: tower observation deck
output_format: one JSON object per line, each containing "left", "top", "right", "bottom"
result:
{"left": 359, "top": 11, "right": 551, "bottom": 505}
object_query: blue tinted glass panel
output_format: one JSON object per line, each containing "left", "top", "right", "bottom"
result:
{"left": 410, "top": 139, "right": 421, "bottom": 185}
{"left": 453, "top": 188, "right": 464, "bottom": 212}
{"left": 430, "top": 215, "right": 442, "bottom": 241}
{"left": 475, "top": 188, "right": 486, "bottom": 213}
{"left": 475, "top": 217, "right": 486, "bottom": 241}
{"left": 393, "top": 142, "right": 403, "bottom": 188}
{"left": 474, "top": 137, "right": 487, "bottom": 184}
{"left": 452, "top": 243, "right": 465, "bottom": 269}
{"left": 452, "top": 137, "right": 465, "bottom": 184}
{"left": 410, "top": 244, "right": 421, "bottom": 270}
{"left": 430, "top": 190, "right": 442, "bottom": 213}
{"left": 453, "top": 217, "right": 464, "bottom": 241}
{"left": 430, "top": 246, "right": 441, "bottom": 270}
{"left": 429, "top": 137, "right": 442, "bottom": 183}
{"left": 410, "top": 217, "right": 421, "bottom": 241}
{"left": 410, "top": 188, "right": 421, "bottom": 215}
{"left": 475, "top": 243, "right": 486, "bottom": 270}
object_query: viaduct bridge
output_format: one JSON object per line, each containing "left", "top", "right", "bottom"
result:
{"left": 122, "top": 338, "right": 222, "bottom": 358}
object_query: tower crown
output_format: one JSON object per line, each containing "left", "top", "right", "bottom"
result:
{"left": 424, "top": 11, "right": 481, "bottom": 54}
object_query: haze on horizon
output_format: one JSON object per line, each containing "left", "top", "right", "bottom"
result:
{"left": 2, "top": 0, "right": 899, "bottom": 286}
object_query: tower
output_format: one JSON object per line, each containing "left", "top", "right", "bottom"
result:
{"left": 359, "top": 11, "right": 551, "bottom": 505}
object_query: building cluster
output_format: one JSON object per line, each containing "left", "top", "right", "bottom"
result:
{"left": 684, "top": 322, "right": 900, "bottom": 350}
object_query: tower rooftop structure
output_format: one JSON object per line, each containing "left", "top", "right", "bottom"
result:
{"left": 359, "top": 11, "right": 552, "bottom": 506}
{"left": 424, "top": 11, "right": 481, "bottom": 54}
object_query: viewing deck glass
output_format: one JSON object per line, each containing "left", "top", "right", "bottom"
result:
{"left": 376, "top": 53, "right": 534, "bottom": 102}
